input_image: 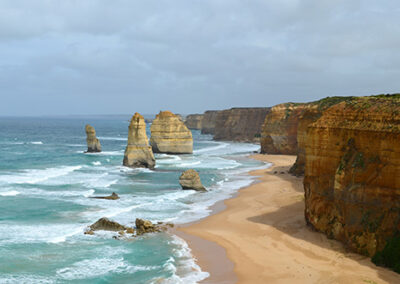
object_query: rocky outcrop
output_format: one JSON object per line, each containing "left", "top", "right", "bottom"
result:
{"left": 185, "top": 114, "right": 204, "bottom": 130}
{"left": 213, "top": 107, "right": 269, "bottom": 142}
{"left": 135, "top": 218, "right": 171, "bottom": 235}
{"left": 179, "top": 169, "right": 206, "bottom": 191}
{"left": 90, "top": 192, "right": 119, "bottom": 200}
{"left": 201, "top": 110, "right": 219, "bottom": 135}
{"left": 85, "top": 124, "right": 101, "bottom": 153}
{"left": 150, "top": 111, "right": 193, "bottom": 154}
{"left": 260, "top": 103, "right": 309, "bottom": 155}
{"left": 89, "top": 217, "right": 127, "bottom": 231}
{"left": 303, "top": 95, "right": 400, "bottom": 258}
{"left": 123, "top": 113, "right": 155, "bottom": 169}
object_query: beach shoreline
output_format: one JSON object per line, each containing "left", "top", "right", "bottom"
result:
{"left": 177, "top": 154, "right": 400, "bottom": 284}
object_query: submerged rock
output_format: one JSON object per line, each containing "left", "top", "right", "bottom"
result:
{"left": 90, "top": 192, "right": 120, "bottom": 200}
{"left": 85, "top": 124, "right": 101, "bottom": 153}
{"left": 89, "top": 217, "right": 127, "bottom": 231}
{"left": 179, "top": 169, "right": 206, "bottom": 191}
{"left": 150, "top": 111, "right": 193, "bottom": 154}
{"left": 123, "top": 113, "right": 155, "bottom": 169}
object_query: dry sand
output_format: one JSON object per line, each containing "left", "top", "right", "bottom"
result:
{"left": 178, "top": 154, "right": 400, "bottom": 284}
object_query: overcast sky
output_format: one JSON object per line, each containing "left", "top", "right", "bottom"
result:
{"left": 1, "top": 0, "right": 399, "bottom": 116}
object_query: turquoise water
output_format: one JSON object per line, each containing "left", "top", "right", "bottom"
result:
{"left": 0, "top": 116, "right": 267, "bottom": 283}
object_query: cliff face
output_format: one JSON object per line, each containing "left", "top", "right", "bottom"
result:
{"left": 85, "top": 124, "right": 101, "bottom": 153}
{"left": 260, "top": 103, "right": 308, "bottom": 154}
{"left": 213, "top": 108, "right": 270, "bottom": 142}
{"left": 303, "top": 96, "right": 400, "bottom": 257}
{"left": 201, "top": 110, "right": 219, "bottom": 135}
{"left": 150, "top": 111, "right": 193, "bottom": 154}
{"left": 289, "top": 97, "right": 357, "bottom": 176}
{"left": 185, "top": 114, "right": 203, "bottom": 130}
{"left": 123, "top": 113, "right": 155, "bottom": 169}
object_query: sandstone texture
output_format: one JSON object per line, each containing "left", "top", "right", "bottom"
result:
{"left": 289, "top": 97, "right": 357, "bottom": 176}
{"left": 213, "top": 107, "right": 270, "bottom": 142}
{"left": 150, "top": 111, "right": 193, "bottom": 154}
{"left": 89, "top": 217, "right": 127, "bottom": 231}
{"left": 201, "top": 110, "right": 219, "bottom": 135}
{"left": 179, "top": 169, "right": 206, "bottom": 191}
{"left": 123, "top": 113, "right": 156, "bottom": 169}
{"left": 85, "top": 124, "right": 101, "bottom": 153}
{"left": 185, "top": 114, "right": 204, "bottom": 130}
{"left": 260, "top": 103, "right": 308, "bottom": 155}
{"left": 303, "top": 95, "right": 400, "bottom": 258}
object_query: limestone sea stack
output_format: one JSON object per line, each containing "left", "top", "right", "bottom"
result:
{"left": 150, "top": 111, "right": 193, "bottom": 154}
{"left": 179, "top": 169, "right": 206, "bottom": 191}
{"left": 85, "top": 124, "right": 101, "bottom": 152}
{"left": 123, "top": 113, "right": 155, "bottom": 169}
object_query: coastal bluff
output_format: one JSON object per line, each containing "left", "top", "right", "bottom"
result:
{"left": 303, "top": 95, "right": 400, "bottom": 262}
{"left": 85, "top": 124, "right": 101, "bottom": 152}
{"left": 213, "top": 107, "right": 270, "bottom": 142}
{"left": 123, "top": 113, "right": 155, "bottom": 169}
{"left": 185, "top": 114, "right": 203, "bottom": 130}
{"left": 150, "top": 111, "right": 193, "bottom": 154}
{"left": 201, "top": 110, "right": 219, "bottom": 135}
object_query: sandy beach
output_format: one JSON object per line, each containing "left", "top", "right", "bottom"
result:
{"left": 178, "top": 154, "right": 400, "bottom": 284}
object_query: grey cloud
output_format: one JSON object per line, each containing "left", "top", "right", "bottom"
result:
{"left": 0, "top": 0, "right": 399, "bottom": 116}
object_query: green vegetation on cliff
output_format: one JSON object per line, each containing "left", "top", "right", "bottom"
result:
{"left": 372, "top": 233, "right": 400, "bottom": 273}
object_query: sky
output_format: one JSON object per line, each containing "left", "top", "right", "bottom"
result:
{"left": 1, "top": 0, "right": 400, "bottom": 116}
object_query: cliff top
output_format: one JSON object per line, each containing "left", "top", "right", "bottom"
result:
{"left": 156, "top": 111, "right": 176, "bottom": 118}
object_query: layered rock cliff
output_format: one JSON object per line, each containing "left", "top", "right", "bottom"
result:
{"left": 150, "top": 111, "right": 193, "bottom": 154}
{"left": 213, "top": 107, "right": 270, "bottom": 142}
{"left": 185, "top": 114, "right": 203, "bottom": 130}
{"left": 260, "top": 103, "right": 308, "bottom": 154}
{"left": 303, "top": 95, "right": 400, "bottom": 259}
{"left": 290, "top": 97, "right": 357, "bottom": 176}
{"left": 123, "top": 113, "right": 155, "bottom": 169}
{"left": 85, "top": 124, "right": 101, "bottom": 153}
{"left": 201, "top": 110, "right": 219, "bottom": 135}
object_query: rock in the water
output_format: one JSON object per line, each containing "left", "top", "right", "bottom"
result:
{"left": 89, "top": 217, "right": 127, "bottom": 231}
{"left": 123, "top": 113, "right": 156, "bottom": 169}
{"left": 150, "top": 111, "right": 193, "bottom": 154}
{"left": 135, "top": 218, "right": 168, "bottom": 235}
{"left": 85, "top": 124, "right": 101, "bottom": 152}
{"left": 90, "top": 192, "right": 120, "bottom": 200}
{"left": 179, "top": 169, "right": 206, "bottom": 191}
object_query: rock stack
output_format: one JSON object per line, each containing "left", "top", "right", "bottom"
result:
{"left": 85, "top": 124, "right": 101, "bottom": 152}
{"left": 150, "top": 111, "right": 193, "bottom": 154}
{"left": 123, "top": 113, "right": 155, "bottom": 169}
{"left": 179, "top": 169, "right": 206, "bottom": 191}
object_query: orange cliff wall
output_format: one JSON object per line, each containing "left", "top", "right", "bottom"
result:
{"left": 260, "top": 103, "right": 308, "bottom": 155}
{"left": 303, "top": 96, "right": 400, "bottom": 257}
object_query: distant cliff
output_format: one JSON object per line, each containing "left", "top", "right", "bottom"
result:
{"left": 260, "top": 103, "right": 308, "bottom": 155}
{"left": 303, "top": 95, "right": 400, "bottom": 262}
{"left": 213, "top": 108, "right": 270, "bottom": 142}
{"left": 185, "top": 114, "right": 203, "bottom": 130}
{"left": 201, "top": 111, "right": 219, "bottom": 135}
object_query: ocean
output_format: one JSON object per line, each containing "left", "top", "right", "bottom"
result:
{"left": 0, "top": 116, "right": 267, "bottom": 283}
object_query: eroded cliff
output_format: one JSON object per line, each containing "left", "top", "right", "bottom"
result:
{"left": 213, "top": 107, "right": 270, "bottom": 142}
{"left": 303, "top": 95, "right": 400, "bottom": 259}
{"left": 185, "top": 114, "right": 203, "bottom": 130}
{"left": 260, "top": 103, "right": 308, "bottom": 154}
{"left": 201, "top": 110, "right": 219, "bottom": 135}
